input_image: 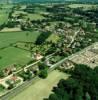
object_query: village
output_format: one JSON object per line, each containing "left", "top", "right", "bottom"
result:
{"left": 0, "top": 2, "right": 98, "bottom": 100}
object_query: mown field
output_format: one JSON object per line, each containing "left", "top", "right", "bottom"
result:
{"left": 12, "top": 70, "right": 69, "bottom": 100}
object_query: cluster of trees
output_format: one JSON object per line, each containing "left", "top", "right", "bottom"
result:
{"left": 19, "top": 70, "right": 32, "bottom": 81}
{"left": 35, "top": 31, "right": 52, "bottom": 45}
{"left": 0, "top": 70, "right": 4, "bottom": 78}
{"left": 46, "top": 64, "right": 98, "bottom": 100}
{"left": 73, "top": 7, "right": 98, "bottom": 28}
{"left": 38, "top": 63, "right": 48, "bottom": 79}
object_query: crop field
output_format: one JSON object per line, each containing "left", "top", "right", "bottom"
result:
{"left": 12, "top": 70, "right": 69, "bottom": 100}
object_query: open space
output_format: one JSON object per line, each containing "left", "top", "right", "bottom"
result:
{"left": 11, "top": 70, "right": 69, "bottom": 100}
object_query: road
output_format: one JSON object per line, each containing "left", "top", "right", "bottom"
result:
{"left": 67, "top": 29, "right": 80, "bottom": 48}
{"left": 49, "top": 42, "right": 98, "bottom": 71}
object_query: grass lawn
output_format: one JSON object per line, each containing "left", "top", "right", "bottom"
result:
{"left": 12, "top": 70, "right": 69, "bottom": 100}
{"left": 0, "top": 47, "right": 31, "bottom": 70}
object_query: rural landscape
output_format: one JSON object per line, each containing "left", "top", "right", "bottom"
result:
{"left": 0, "top": 0, "right": 98, "bottom": 100}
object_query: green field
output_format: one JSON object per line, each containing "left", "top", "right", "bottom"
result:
{"left": 0, "top": 4, "right": 13, "bottom": 25}
{"left": 0, "top": 31, "right": 40, "bottom": 48}
{"left": 0, "top": 47, "right": 31, "bottom": 70}
{"left": 13, "top": 10, "right": 45, "bottom": 20}
{"left": 27, "top": 13, "right": 45, "bottom": 20}
{"left": 0, "top": 9, "right": 9, "bottom": 25}
{"left": 0, "top": 31, "right": 41, "bottom": 69}
{"left": 12, "top": 70, "right": 69, "bottom": 100}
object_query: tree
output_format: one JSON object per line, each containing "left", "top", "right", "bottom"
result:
{"left": 39, "top": 69, "right": 48, "bottom": 79}
{"left": 20, "top": 70, "right": 32, "bottom": 81}
{"left": 0, "top": 71, "right": 4, "bottom": 78}
{"left": 38, "top": 63, "right": 47, "bottom": 70}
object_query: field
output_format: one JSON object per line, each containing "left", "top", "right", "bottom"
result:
{"left": 0, "top": 9, "right": 9, "bottom": 25}
{"left": 0, "top": 4, "right": 13, "bottom": 25}
{"left": 12, "top": 70, "right": 69, "bottom": 100}
{"left": 0, "top": 31, "right": 41, "bottom": 69}
{"left": 13, "top": 10, "right": 45, "bottom": 20}
{"left": 0, "top": 47, "right": 31, "bottom": 70}
{"left": 27, "top": 13, "right": 45, "bottom": 20}
{"left": 68, "top": 4, "right": 97, "bottom": 10}
{"left": 0, "top": 31, "right": 41, "bottom": 48}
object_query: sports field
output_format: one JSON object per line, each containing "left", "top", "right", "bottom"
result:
{"left": 12, "top": 70, "right": 69, "bottom": 100}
